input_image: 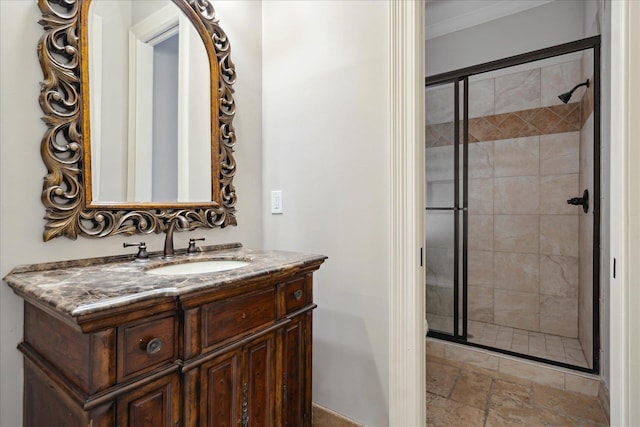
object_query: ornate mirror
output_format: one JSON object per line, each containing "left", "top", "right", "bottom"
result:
{"left": 38, "top": 0, "right": 237, "bottom": 241}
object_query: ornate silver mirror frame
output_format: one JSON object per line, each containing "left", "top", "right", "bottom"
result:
{"left": 38, "top": 0, "right": 237, "bottom": 241}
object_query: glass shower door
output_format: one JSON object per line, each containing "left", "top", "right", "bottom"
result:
{"left": 425, "top": 80, "right": 467, "bottom": 338}
{"left": 425, "top": 39, "right": 600, "bottom": 373}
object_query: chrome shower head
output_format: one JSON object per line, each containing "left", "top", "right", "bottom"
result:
{"left": 558, "top": 78, "right": 590, "bottom": 104}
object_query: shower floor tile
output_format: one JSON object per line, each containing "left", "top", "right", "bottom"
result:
{"left": 428, "top": 317, "right": 590, "bottom": 368}
{"left": 468, "top": 320, "right": 589, "bottom": 368}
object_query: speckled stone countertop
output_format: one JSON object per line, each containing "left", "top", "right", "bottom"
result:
{"left": 3, "top": 243, "right": 326, "bottom": 317}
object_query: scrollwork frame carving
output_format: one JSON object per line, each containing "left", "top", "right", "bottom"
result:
{"left": 38, "top": 0, "right": 237, "bottom": 241}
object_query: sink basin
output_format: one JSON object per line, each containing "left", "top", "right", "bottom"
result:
{"left": 146, "top": 259, "right": 249, "bottom": 276}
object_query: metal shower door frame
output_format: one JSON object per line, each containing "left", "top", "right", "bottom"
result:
{"left": 424, "top": 76, "right": 469, "bottom": 341}
{"left": 425, "top": 35, "right": 601, "bottom": 374}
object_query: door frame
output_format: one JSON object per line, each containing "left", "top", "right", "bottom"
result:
{"left": 608, "top": 0, "right": 640, "bottom": 424}
{"left": 388, "top": 1, "right": 426, "bottom": 426}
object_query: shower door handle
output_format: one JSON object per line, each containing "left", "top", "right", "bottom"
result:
{"left": 567, "top": 189, "right": 589, "bottom": 213}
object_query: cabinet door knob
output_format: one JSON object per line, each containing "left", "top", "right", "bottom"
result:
{"left": 140, "top": 337, "right": 163, "bottom": 354}
{"left": 294, "top": 290, "right": 303, "bottom": 301}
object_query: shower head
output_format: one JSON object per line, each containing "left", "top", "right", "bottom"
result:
{"left": 558, "top": 91, "right": 574, "bottom": 104}
{"left": 558, "top": 78, "right": 590, "bottom": 104}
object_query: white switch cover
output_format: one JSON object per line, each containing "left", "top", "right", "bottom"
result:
{"left": 271, "top": 190, "right": 283, "bottom": 214}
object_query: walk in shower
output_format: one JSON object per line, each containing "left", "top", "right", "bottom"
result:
{"left": 425, "top": 36, "right": 600, "bottom": 373}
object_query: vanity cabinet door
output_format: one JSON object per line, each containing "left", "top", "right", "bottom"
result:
{"left": 199, "top": 348, "right": 242, "bottom": 427}
{"left": 281, "top": 313, "right": 311, "bottom": 427}
{"left": 198, "top": 332, "right": 276, "bottom": 427}
{"left": 245, "top": 332, "right": 276, "bottom": 426}
{"left": 116, "top": 373, "right": 180, "bottom": 427}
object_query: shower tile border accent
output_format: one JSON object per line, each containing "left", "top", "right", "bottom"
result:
{"left": 426, "top": 337, "right": 603, "bottom": 398}
{"left": 425, "top": 102, "right": 582, "bottom": 147}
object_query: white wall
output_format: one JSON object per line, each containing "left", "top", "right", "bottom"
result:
{"left": 262, "top": 2, "right": 390, "bottom": 425}
{"left": 0, "top": 2, "right": 262, "bottom": 425}
{"left": 426, "top": 0, "right": 586, "bottom": 76}
{"left": 584, "top": 0, "right": 600, "bottom": 37}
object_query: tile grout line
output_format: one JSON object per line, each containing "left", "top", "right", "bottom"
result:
{"left": 445, "top": 364, "right": 463, "bottom": 400}
{"left": 482, "top": 377, "right": 496, "bottom": 427}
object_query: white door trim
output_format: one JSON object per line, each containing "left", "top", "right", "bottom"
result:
{"left": 608, "top": 0, "right": 626, "bottom": 424}
{"left": 127, "top": 4, "right": 180, "bottom": 201}
{"left": 388, "top": 1, "right": 426, "bottom": 426}
{"left": 626, "top": 2, "right": 640, "bottom": 423}
{"left": 609, "top": 0, "right": 640, "bottom": 425}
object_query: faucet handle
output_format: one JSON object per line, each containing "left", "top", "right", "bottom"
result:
{"left": 123, "top": 242, "right": 149, "bottom": 261}
{"left": 187, "top": 237, "right": 206, "bottom": 254}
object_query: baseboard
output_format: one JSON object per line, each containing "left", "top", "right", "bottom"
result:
{"left": 312, "top": 403, "right": 365, "bottom": 427}
{"left": 598, "top": 379, "right": 611, "bottom": 423}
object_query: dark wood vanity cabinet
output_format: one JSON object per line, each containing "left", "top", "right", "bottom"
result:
{"left": 17, "top": 269, "right": 319, "bottom": 427}
{"left": 116, "top": 373, "right": 181, "bottom": 427}
{"left": 194, "top": 331, "right": 276, "bottom": 427}
{"left": 282, "top": 313, "right": 312, "bottom": 426}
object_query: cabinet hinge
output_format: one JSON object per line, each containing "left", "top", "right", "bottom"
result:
{"left": 283, "top": 383, "right": 287, "bottom": 402}
{"left": 242, "top": 383, "right": 249, "bottom": 427}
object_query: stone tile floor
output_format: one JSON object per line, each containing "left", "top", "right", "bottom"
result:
{"left": 427, "top": 355, "right": 608, "bottom": 426}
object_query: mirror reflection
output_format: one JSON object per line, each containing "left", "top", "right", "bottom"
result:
{"left": 88, "top": 0, "right": 211, "bottom": 203}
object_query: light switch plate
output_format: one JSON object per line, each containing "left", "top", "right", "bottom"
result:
{"left": 271, "top": 190, "right": 283, "bottom": 214}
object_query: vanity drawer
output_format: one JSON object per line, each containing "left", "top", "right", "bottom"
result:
{"left": 202, "top": 287, "right": 277, "bottom": 350}
{"left": 117, "top": 315, "right": 176, "bottom": 381}
{"left": 284, "top": 277, "right": 307, "bottom": 314}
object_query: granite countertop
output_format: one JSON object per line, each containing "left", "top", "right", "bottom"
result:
{"left": 3, "top": 243, "right": 326, "bottom": 317}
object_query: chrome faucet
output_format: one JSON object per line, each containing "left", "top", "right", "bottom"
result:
{"left": 163, "top": 216, "right": 189, "bottom": 258}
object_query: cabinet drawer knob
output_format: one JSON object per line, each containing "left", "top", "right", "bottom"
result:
{"left": 294, "top": 290, "right": 303, "bottom": 301}
{"left": 140, "top": 337, "right": 163, "bottom": 354}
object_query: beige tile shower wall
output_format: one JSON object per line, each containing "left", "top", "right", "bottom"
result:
{"left": 473, "top": 126, "right": 578, "bottom": 334}
{"left": 426, "top": 59, "right": 584, "bottom": 128}
{"left": 426, "top": 60, "right": 587, "bottom": 339}
{"left": 427, "top": 130, "right": 582, "bottom": 336}
{"left": 469, "top": 132, "right": 580, "bottom": 337}
{"left": 495, "top": 69, "right": 541, "bottom": 114}
{"left": 579, "top": 113, "right": 595, "bottom": 366}
{"left": 578, "top": 47, "right": 595, "bottom": 368}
